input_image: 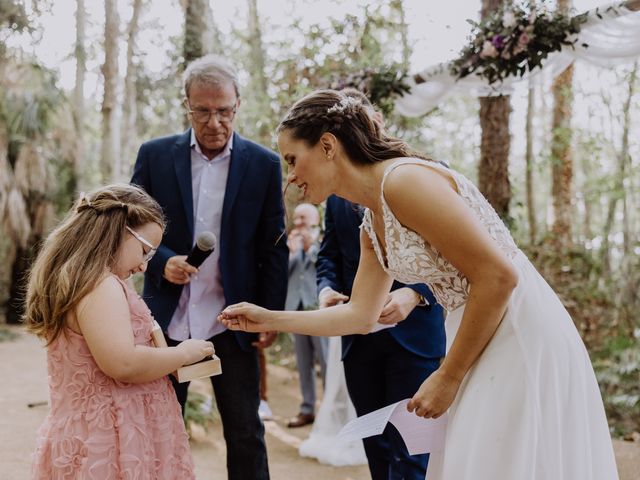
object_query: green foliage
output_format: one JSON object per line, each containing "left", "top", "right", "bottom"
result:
{"left": 450, "top": 1, "right": 590, "bottom": 85}
{"left": 4, "top": 63, "right": 64, "bottom": 144}
{"left": 329, "top": 68, "right": 410, "bottom": 117}
{"left": 184, "top": 390, "right": 217, "bottom": 432}
{"left": 594, "top": 334, "right": 640, "bottom": 436}
{"left": 523, "top": 239, "right": 640, "bottom": 435}
{"left": 265, "top": 0, "right": 414, "bottom": 125}
{"left": 134, "top": 34, "right": 185, "bottom": 143}
{"left": 0, "top": 1, "right": 30, "bottom": 34}
{"left": 523, "top": 241, "right": 616, "bottom": 349}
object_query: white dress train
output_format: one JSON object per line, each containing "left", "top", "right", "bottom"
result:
{"left": 361, "top": 159, "right": 619, "bottom": 480}
{"left": 298, "top": 336, "right": 368, "bottom": 466}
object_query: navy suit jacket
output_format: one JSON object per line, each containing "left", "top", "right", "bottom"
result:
{"left": 131, "top": 130, "right": 289, "bottom": 351}
{"left": 316, "top": 195, "right": 446, "bottom": 360}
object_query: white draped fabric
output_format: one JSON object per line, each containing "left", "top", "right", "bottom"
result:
{"left": 394, "top": 3, "right": 640, "bottom": 117}
{"left": 298, "top": 336, "right": 368, "bottom": 467}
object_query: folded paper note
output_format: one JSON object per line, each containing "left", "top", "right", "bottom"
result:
{"left": 338, "top": 399, "right": 447, "bottom": 455}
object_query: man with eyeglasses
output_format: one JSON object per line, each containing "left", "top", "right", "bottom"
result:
{"left": 131, "top": 55, "right": 288, "bottom": 480}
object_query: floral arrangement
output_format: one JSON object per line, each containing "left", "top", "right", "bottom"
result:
{"left": 450, "top": 2, "right": 590, "bottom": 85}
{"left": 328, "top": 67, "right": 410, "bottom": 116}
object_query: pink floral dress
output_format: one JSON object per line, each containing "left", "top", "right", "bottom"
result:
{"left": 32, "top": 277, "right": 195, "bottom": 479}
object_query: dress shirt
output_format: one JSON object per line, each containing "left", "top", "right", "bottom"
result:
{"left": 167, "top": 130, "right": 232, "bottom": 341}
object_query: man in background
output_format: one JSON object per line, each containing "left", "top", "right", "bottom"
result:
{"left": 285, "top": 203, "right": 328, "bottom": 428}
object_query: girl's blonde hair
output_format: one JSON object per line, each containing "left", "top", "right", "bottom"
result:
{"left": 24, "top": 183, "right": 165, "bottom": 345}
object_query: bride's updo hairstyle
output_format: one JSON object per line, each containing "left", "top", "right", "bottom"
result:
{"left": 277, "top": 89, "right": 429, "bottom": 165}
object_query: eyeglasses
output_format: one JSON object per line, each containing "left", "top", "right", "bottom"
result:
{"left": 125, "top": 226, "right": 157, "bottom": 263}
{"left": 186, "top": 102, "right": 237, "bottom": 124}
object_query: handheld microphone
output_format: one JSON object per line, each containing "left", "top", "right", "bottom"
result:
{"left": 186, "top": 231, "right": 216, "bottom": 268}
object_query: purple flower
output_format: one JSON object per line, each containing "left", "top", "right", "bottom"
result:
{"left": 491, "top": 35, "right": 505, "bottom": 49}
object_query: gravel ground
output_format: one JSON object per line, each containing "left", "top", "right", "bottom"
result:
{"left": 1, "top": 326, "right": 637, "bottom": 480}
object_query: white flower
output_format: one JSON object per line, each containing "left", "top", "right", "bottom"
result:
{"left": 502, "top": 10, "right": 517, "bottom": 28}
{"left": 480, "top": 40, "right": 498, "bottom": 59}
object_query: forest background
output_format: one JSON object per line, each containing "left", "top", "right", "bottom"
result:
{"left": 0, "top": 0, "right": 638, "bottom": 438}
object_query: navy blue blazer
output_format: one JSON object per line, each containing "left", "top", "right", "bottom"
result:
{"left": 131, "top": 130, "right": 289, "bottom": 351}
{"left": 316, "top": 195, "right": 446, "bottom": 360}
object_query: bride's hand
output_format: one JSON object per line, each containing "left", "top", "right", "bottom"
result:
{"left": 218, "top": 302, "right": 271, "bottom": 332}
{"left": 407, "top": 369, "right": 462, "bottom": 419}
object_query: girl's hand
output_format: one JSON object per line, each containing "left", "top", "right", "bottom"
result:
{"left": 176, "top": 339, "right": 215, "bottom": 366}
{"left": 218, "top": 302, "right": 271, "bottom": 332}
{"left": 407, "top": 369, "right": 462, "bottom": 419}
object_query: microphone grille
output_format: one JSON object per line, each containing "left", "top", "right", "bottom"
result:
{"left": 196, "top": 231, "right": 216, "bottom": 251}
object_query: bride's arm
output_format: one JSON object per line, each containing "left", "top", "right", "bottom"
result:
{"left": 384, "top": 164, "right": 518, "bottom": 417}
{"left": 221, "top": 230, "right": 394, "bottom": 336}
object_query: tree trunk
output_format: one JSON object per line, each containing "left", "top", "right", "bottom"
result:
{"left": 101, "top": 0, "right": 120, "bottom": 182}
{"left": 183, "top": 0, "right": 207, "bottom": 66}
{"left": 479, "top": 96, "right": 511, "bottom": 218}
{"left": 550, "top": 0, "right": 574, "bottom": 249}
{"left": 7, "top": 142, "right": 54, "bottom": 324}
{"left": 182, "top": 0, "right": 209, "bottom": 129}
{"left": 201, "top": 0, "right": 222, "bottom": 55}
{"left": 525, "top": 80, "right": 536, "bottom": 244}
{"left": 246, "top": 0, "right": 271, "bottom": 145}
{"left": 121, "top": 0, "right": 143, "bottom": 181}
{"left": 479, "top": 0, "right": 511, "bottom": 219}
{"left": 72, "top": 0, "right": 86, "bottom": 191}
{"left": 599, "top": 62, "right": 637, "bottom": 273}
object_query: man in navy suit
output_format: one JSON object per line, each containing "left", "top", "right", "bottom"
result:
{"left": 131, "top": 55, "right": 287, "bottom": 480}
{"left": 317, "top": 194, "right": 445, "bottom": 480}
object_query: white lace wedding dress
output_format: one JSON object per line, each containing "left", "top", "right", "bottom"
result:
{"left": 361, "top": 159, "right": 619, "bottom": 480}
{"left": 298, "top": 336, "right": 368, "bottom": 466}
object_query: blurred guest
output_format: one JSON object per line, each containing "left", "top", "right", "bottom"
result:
{"left": 285, "top": 203, "right": 327, "bottom": 428}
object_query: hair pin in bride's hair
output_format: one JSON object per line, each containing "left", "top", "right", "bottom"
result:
{"left": 327, "top": 96, "right": 360, "bottom": 115}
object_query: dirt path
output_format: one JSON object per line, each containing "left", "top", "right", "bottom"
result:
{"left": 1, "top": 326, "right": 638, "bottom": 480}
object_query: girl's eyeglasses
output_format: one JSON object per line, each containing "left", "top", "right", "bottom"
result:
{"left": 125, "top": 226, "right": 157, "bottom": 262}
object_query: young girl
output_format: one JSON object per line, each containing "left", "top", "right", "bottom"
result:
{"left": 25, "top": 184, "right": 214, "bottom": 479}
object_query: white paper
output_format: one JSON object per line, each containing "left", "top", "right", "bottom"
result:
{"left": 337, "top": 399, "right": 447, "bottom": 455}
{"left": 389, "top": 400, "right": 448, "bottom": 455}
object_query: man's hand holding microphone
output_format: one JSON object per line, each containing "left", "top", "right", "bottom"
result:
{"left": 164, "top": 231, "right": 216, "bottom": 285}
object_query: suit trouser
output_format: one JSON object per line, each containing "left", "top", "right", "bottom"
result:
{"left": 293, "top": 331, "right": 328, "bottom": 415}
{"left": 343, "top": 330, "right": 440, "bottom": 480}
{"left": 167, "top": 330, "right": 269, "bottom": 480}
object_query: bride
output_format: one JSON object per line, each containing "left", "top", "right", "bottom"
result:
{"left": 220, "top": 89, "right": 618, "bottom": 479}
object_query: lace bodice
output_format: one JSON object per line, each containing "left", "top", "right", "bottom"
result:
{"left": 361, "top": 159, "right": 518, "bottom": 311}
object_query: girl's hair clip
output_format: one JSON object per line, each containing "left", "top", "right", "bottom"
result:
{"left": 76, "top": 192, "right": 93, "bottom": 212}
